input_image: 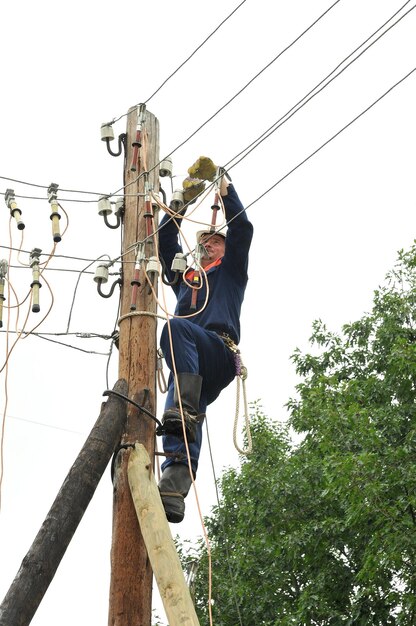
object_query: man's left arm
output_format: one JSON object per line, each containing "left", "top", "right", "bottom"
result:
{"left": 221, "top": 182, "right": 253, "bottom": 278}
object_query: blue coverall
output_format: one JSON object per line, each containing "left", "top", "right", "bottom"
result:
{"left": 158, "top": 184, "right": 253, "bottom": 475}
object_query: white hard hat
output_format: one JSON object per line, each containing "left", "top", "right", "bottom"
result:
{"left": 196, "top": 228, "right": 227, "bottom": 242}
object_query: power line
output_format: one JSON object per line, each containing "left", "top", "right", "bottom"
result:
{"left": 225, "top": 1, "right": 416, "bottom": 170}
{"left": 6, "top": 412, "right": 85, "bottom": 435}
{"left": 0, "top": 175, "right": 114, "bottom": 202}
{"left": 0, "top": 244, "right": 114, "bottom": 265}
{"left": 2, "top": 2, "right": 412, "bottom": 211}
{"left": 0, "top": 329, "right": 114, "bottom": 339}
{"left": 110, "top": 0, "right": 249, "bottom": 124}
{"left": 156, "top": 0, "right": 343, "bottom": 164}
{"left": 1, "top": 6, "right": 414, "bottom": 278}
{"left": 166, "top": 65, "right": 416, "bottom": 239}
{"left": 244, "top": 67, "right": 416, "bottom": 210}
{"left": 3, "top": 50, "right": 414, "bottom": 290}
{"left": 0, "top": 0, "right": 344, "bottom": 205}
{"left": 24, "top": 331, "right": 111, "bottom": 355}
{"left": 0, "top": 329, "right": 113, "bottom": 354}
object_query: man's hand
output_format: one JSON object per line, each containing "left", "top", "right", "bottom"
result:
{"left": 188, "top": 156, "right": 217, "bottom": 182}
{"left": 182, "top": 177, "right": 205, "bottom": 204}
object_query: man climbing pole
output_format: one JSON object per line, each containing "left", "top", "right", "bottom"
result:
{"left": 157, "top": 156, "right": 253, "bottom": 522}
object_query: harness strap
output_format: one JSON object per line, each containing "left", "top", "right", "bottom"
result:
{"left": 159, "top": 491, "right": 183, "bottom": 499}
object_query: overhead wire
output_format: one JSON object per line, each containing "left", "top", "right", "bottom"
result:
{"left": 1, "top": 0, "right": 406, "bottom": 212}
{"left": 155, "top": 0, "right": 343, "bottom": 165}
{"left": 22, "top": 331, "right": 110, "bottom": 355}
{"left": 1, "top": 0, "right": 345, "bottom": 206}
{"left": 130, "top": 52, "right": 416, "bottom": 260}
{"left": 109, "top": 0, "right": 249, "bottom": 124}
{"left": 3, "top": 34, "right": 411, "bottom": 366}
{"left": 243, "top": 66, "right": 416, "bottom": 211}
{"left": 178, "top": 64, "right": 416, "bottom": 243}
{"left": 143, "top": 0, "right": 416, "bottom": 252}
{"left": 0, "top": 175, "right": 119, "bottom": 202}
{"left": 105, "top": 0, "right": 346, "bottom": 205}
{"left": 0, "top": 245, "right": 112, "bottom": 264}
{"left": 179, "top": 65, "right": 416, "bottom": 239}
{"left": 5, "top": 413, "right": 84, "bottom": 435}
{"left": 224, "top": 0, "right": 416, "bottom": 171}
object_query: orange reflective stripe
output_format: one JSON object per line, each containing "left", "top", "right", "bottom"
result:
{"left": 186, "top": 258, "right": 222, "bottom": 282}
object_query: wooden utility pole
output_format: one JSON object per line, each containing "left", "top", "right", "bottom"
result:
{"left": 108, "top": 106, "right": 160, "bottom": 626}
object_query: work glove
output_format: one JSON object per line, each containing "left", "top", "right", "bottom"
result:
{"left": 187, "top": 156, "right": 217, "bottom": 182}
{"left": 182, "top": 176, "right": 205, "bottom": 205}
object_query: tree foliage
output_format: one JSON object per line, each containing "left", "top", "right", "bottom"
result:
{"left": 179, "top": 245, "right": 416, "bottom": 625}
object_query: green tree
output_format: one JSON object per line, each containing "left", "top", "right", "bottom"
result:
{"left": 181, "top": 245, "right": 416, "bottom": 625}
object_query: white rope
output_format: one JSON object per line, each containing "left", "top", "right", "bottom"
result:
{"left": 232, "top": 356, "right": 252, "bottom": 455}
{"left": 118, "top": 310, "right": 167, "bottom": 324}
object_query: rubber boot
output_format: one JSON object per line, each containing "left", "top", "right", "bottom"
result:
{"left": 158, "top": 464, "right": 193, "bottom": 523}
{"left": 161, "top": 373, "right": 205, "bottom": 443}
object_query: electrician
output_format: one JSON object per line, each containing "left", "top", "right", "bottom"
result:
{"left": 157, "top": 157, "right": 253, "bottom": 523}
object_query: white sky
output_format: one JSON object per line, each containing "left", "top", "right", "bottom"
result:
{"left": 0, "top": 0, "right": 415, "bottom": 624}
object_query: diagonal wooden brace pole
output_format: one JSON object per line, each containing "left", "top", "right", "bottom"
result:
{"left": 0, "top": 378, "right": 128, "bottom": 626}
{"left": 128, "top": 443, "right": 200, "bottom": 626}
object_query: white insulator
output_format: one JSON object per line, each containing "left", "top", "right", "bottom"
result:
{"left": 159, "top": 157, "right": 173, "bottom": 177}
{"left": 146, "top": 256, "right": 160, "bottom": 276}
{"left": 170, "top": 189, "right": 184, "bottom": 211}
{"left": 152, "top": 192, "right": 161, "bottom": 212}
{"left": 171, "top": 253, "right": 187, "bottom": 273}
{"left": 98, "top": 197, "right": 112, "bottom": 216}
{"left": 101, "top": 123, "right": 115, "bottom": 141}
{"left": 94, "top": 264, "right": 109, "bottom": 283}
